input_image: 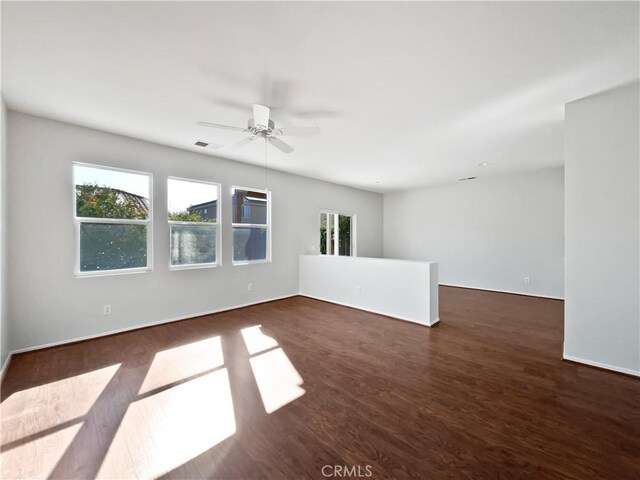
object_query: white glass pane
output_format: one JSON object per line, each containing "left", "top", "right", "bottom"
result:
{"left": 74, "top": 165, "right": 149, "bottom": 220}
{"left": 168, "top": 178, "right": 218, "bottom": 223}
{"left": 80, "top": 223, "right": 147, "bottom": 272}
{"left": 233, "top": 227, "right": 267, "bottom": 262}
{"left": 170, "top": 225, "right": 216, "bottom": 266}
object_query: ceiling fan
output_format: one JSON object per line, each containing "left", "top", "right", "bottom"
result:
{"left": 196, "top": 104, "right": 320, "bottom": 154}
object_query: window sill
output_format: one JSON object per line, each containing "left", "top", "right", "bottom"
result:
{"left": 169, "top": 263, "right": 220, "bottom": 271}
{"left": 232, "top": 259, "right": 271, "bottom": 266}
{"left": 75, "top": 267, "right": 152, "bottom": 278}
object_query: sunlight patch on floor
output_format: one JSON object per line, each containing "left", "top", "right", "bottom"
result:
{"left": 249, "top": 348, "right": 305, "bottom": 414}
{"left": 0, "top": 364, "right": 120, "bottom": 445}
{"left": 240, "top": 325, "right": 279, "bottom": 355}
{"left": 97, "top": 368, "right": 236, "bottom": 479}
{"left": 139, "top": 336, "right": 224, "bottom": 394}
{"left": 1, "top": 421, "right": 83, "bottom": 479}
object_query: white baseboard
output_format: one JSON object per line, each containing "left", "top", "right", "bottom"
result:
{"left": 0, "top": 352, "right": 13, "bottom": 383}
{"left": 8, "top": 294, "right": 298, "bottom": 356}
{"left": 440, "top": 283, "right": 564, "bottom": 301}
{"left": 299, "top": 294, "right": 439, "bottom": 328}
{"left": 563, "top": 354, "right": 640, "bottom": 377}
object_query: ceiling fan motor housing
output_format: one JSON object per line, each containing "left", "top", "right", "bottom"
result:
{"left": 248, "top": 118, "right": 275, "bottom": 134}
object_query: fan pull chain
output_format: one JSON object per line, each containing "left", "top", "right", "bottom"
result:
{"left": 264, "top": 137, "right": 269, "bottom": 190}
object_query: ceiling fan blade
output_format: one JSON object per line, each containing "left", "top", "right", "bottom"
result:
{"left": 196, "top": 121, "right": 248, "bottom": 133}
{"left": 225, "top": 136, "right": 257, "bottom": 150}
{"left": 268, "top": 137, "right": 295, "bottom": 154}
{"left": 273, "top": 126, "right": 321, "bottom": 136}
{"left": 253, "top": 104, "right": 270, "bottom": 129}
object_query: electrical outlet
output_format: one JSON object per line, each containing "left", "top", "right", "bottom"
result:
{"left": 103, "top": 304, "right": 112, "bottom": 315}
{"left": 524, "top": 277, "right": 531, "bottom": 284}
{"left": 356, "top": 286, "right": 361, "bottom": 294}
{"left": 248, "top": 283, "right": 253, "bottom": 291}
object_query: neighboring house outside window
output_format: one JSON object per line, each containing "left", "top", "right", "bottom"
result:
{"left": 187, "top": 201, "right": 217, "bottom": 221}
{"left": 232, "top": 187, "right": 271, "bottom": 264}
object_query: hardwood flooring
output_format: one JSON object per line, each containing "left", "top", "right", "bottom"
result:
{"left": 1, "top": 287, "right": 639, "bottom": 479}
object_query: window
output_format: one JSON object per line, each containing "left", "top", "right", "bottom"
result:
{"left": 168, "top": 177, "right": 220, "bottom": 269}
{"left": 74, "top": 163, "right": 152, "bottom": 276}
{"left": 232, "top": 187, "right": 270, "bottom": 264}
{"left": 320, "top": 212, "right": 354, "bottom": 256}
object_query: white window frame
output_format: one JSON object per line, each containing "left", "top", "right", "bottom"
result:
{"left": 167, "top": 176, "right": 221, "bottom": 270}
{"left": 232, "top": 185, "right": 272, "bottom": 266}
{"left": 73, "top": 162, "right": 153, "bottom": 277}
{"left": 319, "top": 210, "right": 356, "bottom": 257}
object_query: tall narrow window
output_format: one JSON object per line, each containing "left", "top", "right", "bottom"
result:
{"left": 74, "top": 163, "right": 152, "bottom": 275}
{"left": 232, "top": 187, "right": 270, "bottom": 264}
{"left": 320, "top": 212, "right": 354, "bottom": 256}
{"left": 168, "top": 177, "right": 220, "bottom": 269}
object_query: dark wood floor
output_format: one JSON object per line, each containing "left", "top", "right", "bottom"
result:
{"left": 1, "top": 287, "right": 639, "bottom": 479}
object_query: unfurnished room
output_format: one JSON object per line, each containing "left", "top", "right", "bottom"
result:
{"left": 0, "top": 1, "right": 638, "bottom": 479}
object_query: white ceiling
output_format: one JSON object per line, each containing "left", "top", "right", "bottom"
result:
{"left": 2, "top": 1, "right": 638, "bottom": 193}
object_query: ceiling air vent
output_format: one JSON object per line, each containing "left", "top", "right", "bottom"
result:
{"left": 194, "top": 141, "right": 223, "bottom": 150}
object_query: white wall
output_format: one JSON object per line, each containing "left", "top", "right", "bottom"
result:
{"left": 299, "top": 255, "right": 439, "bottom": 326}
{"left": 564, "top": 82, "right": 639, "bottom": 376}
{"left": 0, "top": 98, "right": 8, "bottom": 367}
{"left": 383, "top": 168, "right": 564, "bottom": 298}
{"left": 6, "top": 112, "right": 383, "bottom": 352}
